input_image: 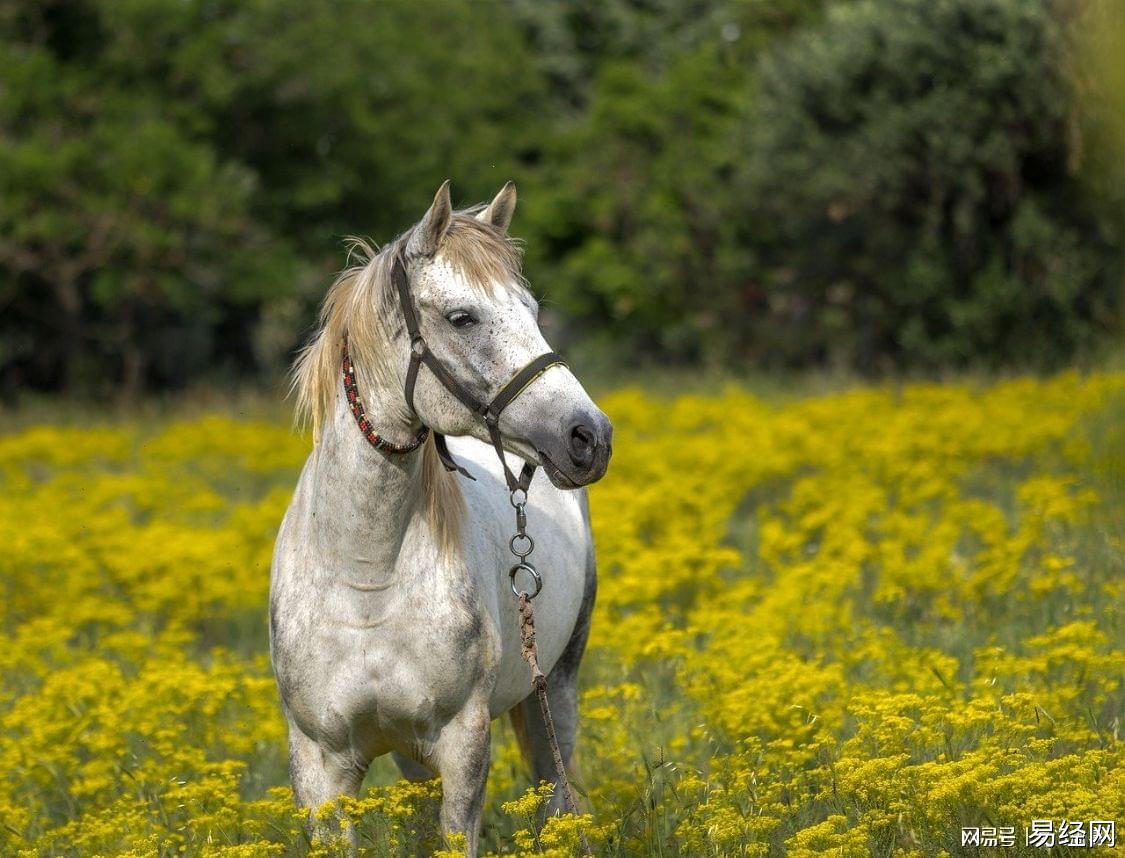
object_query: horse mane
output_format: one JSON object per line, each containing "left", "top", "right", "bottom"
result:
{"left": 290, "top": 211, "right": 527, "bottom": 553}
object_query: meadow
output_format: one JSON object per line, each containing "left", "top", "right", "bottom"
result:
{"left": 1, "top": 372, "right": 1122, "bottom": 857}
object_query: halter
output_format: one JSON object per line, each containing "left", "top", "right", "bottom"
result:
{"left": 343, "top": 251, "right": 566, "bottom": 495}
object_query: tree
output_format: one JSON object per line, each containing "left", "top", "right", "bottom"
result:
{"left": 0, "top": 1, "right": 293, "bottom": 399}
{"left": 1, "top": 0, "right": 1119, "bottom": 397}
{"left": 518, "top": 0, "right": 830, "bottom": 364}
{"left": 0, "top": 0, "right": 544, "bottom": 397}
{"left": 740, "top": 0, "right": 1121, "bottom": 371}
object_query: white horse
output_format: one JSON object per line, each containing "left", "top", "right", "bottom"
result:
{"left": 269, "top": 181, "right": 612, "bottom": 855}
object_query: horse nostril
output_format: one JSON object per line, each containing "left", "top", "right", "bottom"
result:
{"left": 568, "top": 423, "right": 597, "bottom": 468}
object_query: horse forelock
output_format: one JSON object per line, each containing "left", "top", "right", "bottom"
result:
{"left": 439, "top": 213, "right": 528, "bottom": 297}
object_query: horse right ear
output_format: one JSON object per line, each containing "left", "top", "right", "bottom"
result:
{"left": 408, "top": 180, "right": 452, "bottom": 256}
{"left": 477, "top": 180, "right": 517, "bottom": 233}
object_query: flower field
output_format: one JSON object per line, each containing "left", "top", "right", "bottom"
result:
{"left": 1, "top": 373, "right": 1123, "bottom": 857}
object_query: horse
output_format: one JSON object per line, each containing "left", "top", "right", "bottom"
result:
{"left": 269, "top": 180, "right": 613, "bottom": 855}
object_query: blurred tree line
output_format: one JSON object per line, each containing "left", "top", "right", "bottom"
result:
{"left": 1, "top": 0, "right": 1121, "bottom": 399}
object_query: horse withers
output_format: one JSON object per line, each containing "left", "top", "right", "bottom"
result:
{"left": 269, "top": 181, "right": 612, "bottom": 854}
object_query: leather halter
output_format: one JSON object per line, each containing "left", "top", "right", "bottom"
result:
{"left": 341, "top": 251, "right": 566, "bottom": 494}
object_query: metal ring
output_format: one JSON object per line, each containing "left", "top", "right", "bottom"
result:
{"left": 509, "top": 488, "right": 527, "bottom": 508}
{"left": 509, "top": 533, "right": 534, "bottom": 558}
{"left": 509, "top": 562, "right": 542, "bottom": 599}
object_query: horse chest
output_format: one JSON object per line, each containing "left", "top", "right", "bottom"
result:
{"left": 346, "top": 589, "right": 499, "bottom": 729}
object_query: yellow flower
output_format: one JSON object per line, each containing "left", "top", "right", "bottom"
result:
{"left": 2, "top": 373, "right": 1122, "bottom": 855}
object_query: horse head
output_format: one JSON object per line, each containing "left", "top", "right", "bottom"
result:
{"left": 398, "top": 181, "right": 613, "bottom": 489}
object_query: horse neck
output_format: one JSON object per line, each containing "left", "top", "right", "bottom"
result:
{"left": 305, "top": 374, "right": 424, "bottom": 574}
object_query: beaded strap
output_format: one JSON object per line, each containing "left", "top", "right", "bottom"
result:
{"left": 342, "top": 338, "right": 429, "bottom": 454}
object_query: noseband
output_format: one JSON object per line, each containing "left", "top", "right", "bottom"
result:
{"left": 343, "top": 252, "right": 566, "bottom": 494}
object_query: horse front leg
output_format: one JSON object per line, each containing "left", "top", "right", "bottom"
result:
{"left": 431, "top": 696, "right": 491, "bottom": 856}
{"left": 287, "top": 717, "right": 369, "bottom": 852}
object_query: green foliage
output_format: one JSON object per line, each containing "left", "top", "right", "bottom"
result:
{"left": 525, "top": 48, "right": 750, "bottom": 359}
{"left": 519, "top": 0, "right": 829, "bottom": 362}
{"left": 740, "top": 0, "right": 1122, "bottom": 370}
{"left": 0, "top": 0, "right": 296, "bottom": 397}
{"left": 0, "top": 0, "right": 1120, "bottom": 398}
{"left": 0, "top": 0, "right": 541, "bottom": 398}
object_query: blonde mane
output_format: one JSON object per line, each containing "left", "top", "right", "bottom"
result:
{"left": 291, "top": 212, "right": 527, "bottom": 552}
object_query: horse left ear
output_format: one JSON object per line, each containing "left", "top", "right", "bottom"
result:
{"left": 409, "top": 180, "right": 453, "bottom": 256}
{"left": 477, "top": 181, "right": 517, "bottom": 233}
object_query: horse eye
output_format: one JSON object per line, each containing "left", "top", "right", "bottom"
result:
{"left": 445, "top": 310, "right": 477, "bottom": 329}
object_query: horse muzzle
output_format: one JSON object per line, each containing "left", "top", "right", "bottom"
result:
{"left": 530, "top": 408, "right": 613, "bottom": 489}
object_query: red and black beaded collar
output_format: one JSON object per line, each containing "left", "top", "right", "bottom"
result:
{"left": 342, "top": 337, "right": 429, "bottom": 454}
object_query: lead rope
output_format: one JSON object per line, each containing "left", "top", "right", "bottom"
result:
{"left": 508, "top": 489, "right": 594, "bottom": 857}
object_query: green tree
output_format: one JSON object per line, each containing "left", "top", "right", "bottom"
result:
{"left": 518, "top": 0, "right": 830, "bottom": 363}
{"left": 740, "top": 0, "right": 1121, "bottom": 371}
{"left": 0, "top": 0, "right": 546, "bottom": 397}
{"left": 0, "top": 1, "right": 293, "bottom": 399}
{"left": 92, "top": 0, "right": 547, "bottom": 251}
{"left": 2, "top": 0, "right": 1120, "bottom": 397}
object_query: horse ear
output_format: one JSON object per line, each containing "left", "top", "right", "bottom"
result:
{"left": 409, "top": 180, "right": 453, "bottom": 256}
{"left": 477, "top": 181, "right": 517, "bottom": 233}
